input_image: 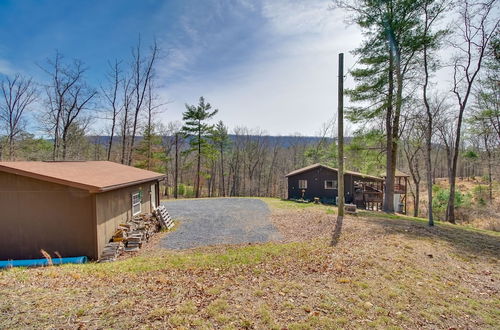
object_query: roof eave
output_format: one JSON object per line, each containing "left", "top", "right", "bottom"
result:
{"left": 285, "top": 164, "right": 384, "bottom": 181}
{"left": 95, "top": 175, "right": 166, "bottom": 193}
{"left": 0, "top": 165, "right": 166, "bottom": 193}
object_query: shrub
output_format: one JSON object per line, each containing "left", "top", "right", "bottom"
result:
{"left": 184, "top": 185, "right": 195, "bottom": 198}
{"left": 472, "top": 185, "right": 489, "bottom": 206}
{"left": 177, "top": 184, "right": 185, "bottom": 196}
{"left": 432, "top": 185, "right": 472, "bottom": 221}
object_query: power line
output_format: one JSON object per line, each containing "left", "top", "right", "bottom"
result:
{"left": 344, "top": 55, "right": 362, "bottom": 78}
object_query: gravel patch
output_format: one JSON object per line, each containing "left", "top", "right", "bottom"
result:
{"left": 160, "top": 198, "right": 283, "bottom": 249}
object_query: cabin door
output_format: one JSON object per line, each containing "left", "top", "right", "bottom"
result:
{"left": 150, "top": 184, "right": 157, "bottom": 212}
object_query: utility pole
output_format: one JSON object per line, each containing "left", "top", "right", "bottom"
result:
{"left": 338, "top": 53, "right": 344, "bottom": 217}
{"left": 174, "top": 133, "right": 179, "bottom": 199}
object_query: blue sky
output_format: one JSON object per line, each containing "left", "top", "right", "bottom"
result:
{"left": 0, "top": 0, "right": 362, "bottom": 135}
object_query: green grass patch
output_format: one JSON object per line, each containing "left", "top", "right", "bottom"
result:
{"left": 13, "top": 241, "right": 311, "bottom": 277}
{"left": 260, "top": 197, "right": 337, "bottom": 211}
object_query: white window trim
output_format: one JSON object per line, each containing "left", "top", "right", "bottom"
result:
{"left": 298, "top": 180, "right": 307, "bottom": 189}
{"left": 132, "top": 192, "right": 141, "bottom": 216}
{"left": 324, "top": 180, "right": 337, "bottom": 190}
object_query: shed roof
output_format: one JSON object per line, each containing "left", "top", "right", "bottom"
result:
{"left": 285, "top": 163, "right": 384, "bottom": 181}
{"left": 0, "top": 161, "right": 165, "bottom": 193}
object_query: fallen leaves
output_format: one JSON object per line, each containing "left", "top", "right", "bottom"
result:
{"left": 0, "top": 200, "right": 499, "bottom": 329}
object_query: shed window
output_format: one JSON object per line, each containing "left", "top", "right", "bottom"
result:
{"left": 298, "top": 180, "right": 307, "bottom": 189}
{"left": 132, "top": 192, "right": 141, "bottom": 215}
{"left": 324, "top": 180, "right": 337, "bottom": 189}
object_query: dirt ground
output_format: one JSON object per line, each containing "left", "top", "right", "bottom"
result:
{"left": 0, "top": 198, "right": 498, "bottom": 329}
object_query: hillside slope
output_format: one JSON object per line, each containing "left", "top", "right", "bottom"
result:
{"left": 0, "top": 199, "right": 498, "bottom": 329}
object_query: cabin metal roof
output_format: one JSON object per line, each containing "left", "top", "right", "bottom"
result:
{"left": 0, "top": 161, "right": 165, "bottom": 193}
{"left": 285, "top": 163, "right": 384, "bottom": 181}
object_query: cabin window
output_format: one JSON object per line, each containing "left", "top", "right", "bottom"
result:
{"left": 298, "top": 180, "right": 307, "bottom": 189}
{"left": 132, "top": 192, "right": 141, "bottom": 215}
{"left": 324, "top": 180, "right": 337, "bottom": 189}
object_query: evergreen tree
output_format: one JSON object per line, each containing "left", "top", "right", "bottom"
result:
{"left": 211, "top": 121, "right": 230, "bottom": 196}
{"left": 182, "top": 96, "right": 218, "bottom": 198}
{"left": 335, "top": 0, "right": 429, "bottom": 212}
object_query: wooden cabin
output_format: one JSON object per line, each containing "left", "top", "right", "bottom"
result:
{"left": 286, "top": 163, "right": 385, "bottom": 209}
{"left": 286, "top": 164, "right": 410, "bottom": 213}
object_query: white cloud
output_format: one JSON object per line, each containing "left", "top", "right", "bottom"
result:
{"left": 0, "top": 58, "right": 14, "bottom": 76}
{"left": 157, "top": 0, "right": 362, "bottom": 135}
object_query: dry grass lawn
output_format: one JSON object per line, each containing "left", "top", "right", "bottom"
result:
{"left": 0, "top": 198, "right": 499, "bottom": 329}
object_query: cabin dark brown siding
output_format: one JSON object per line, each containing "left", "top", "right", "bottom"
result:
{"left": 287, "top": 167, "right": 362, "bottom": 203}
{"left": 289, "top": 167, "right": 347, "bottom": 201}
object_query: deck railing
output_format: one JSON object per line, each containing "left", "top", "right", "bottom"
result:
{"left": 363, "top": 191, "right": 383, "bottom": 202}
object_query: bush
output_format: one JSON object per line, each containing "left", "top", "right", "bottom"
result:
{"left": 177, "top": 184, "right": 185, "bottom": 196}
{"left": 472, "top": 185, "right": 489, "bottom": 206}
{"left": 432, "top": 185, "right": 472, "bottom": 221}
{"left": 184, "top": 186, "right": 195, "bottom": 198}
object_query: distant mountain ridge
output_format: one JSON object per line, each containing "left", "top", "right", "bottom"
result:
{"left": 86, "top": 135, "right": 349, "bottom": 148}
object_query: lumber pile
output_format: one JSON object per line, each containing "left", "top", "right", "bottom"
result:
{"left": 155, "top": 205, "right": 174, "bottom": 229}
{"left": 98, "top": 211, "right": 166, "bottom": 262}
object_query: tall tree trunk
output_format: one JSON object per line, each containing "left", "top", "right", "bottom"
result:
{"left": 8, "top": 134, "right": 14, "bottom": 160}
{"left": 174, "top": 133, "right": 179, "bottom": 199}
{"left": 61, "top": 129, "right": 68, "bottom": 160}
{"left": 384, "top": 51, "right": 395, "bottom": 213}
{"left": 195, "top": 124, "right": 201, "bottom": 198}
{"left": 220, "top": 146, "right": 225, "bottom": 197}
{"left": 422, "top": 36, "right": 434, "bottom": 226}
{"left": 121, "top": 108, "right": 129, "bottom": 164}
{"left": 107, "top": 125, "right": 115, "bottom": 161}
{"left": 484, "top": 136, "right": 493, "bottom": 201}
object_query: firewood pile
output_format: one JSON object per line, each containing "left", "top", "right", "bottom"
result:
{"left": 98, "top": 210, "right": 170, "bottom": 262}
{"left": 99, "top": 242, "right": 124, "bottom": 262}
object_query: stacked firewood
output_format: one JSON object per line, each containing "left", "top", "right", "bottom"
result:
{"left": 99, "top": 242, "right": 124, "bottom": 262}
{"left": 98, "top": 211, "right": 166, "bottom": 262}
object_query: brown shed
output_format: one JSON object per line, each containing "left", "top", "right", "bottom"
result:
{"left": 0, "top": 161, "right": 165, "bottom": 260}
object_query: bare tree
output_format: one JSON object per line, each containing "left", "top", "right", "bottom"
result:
{"left": 420, "top": 0, "right": 450, "bottom": 226}
{"left": 0, "top": 74, "right": 37, "bottom": 160}
{"left": 40, "top": 52, "right": 97, "bottom": 160}
{"left": 101, "top": 60, "right": 123, "bottom": 161}
{"left": 120, "top": 74, "right": 134, "bottom": 164}
{"left": 127, "top": 39, "right": 158, "bottom": 165}
{"left": 446, "top": 0, "right": 498, "bottom": 223}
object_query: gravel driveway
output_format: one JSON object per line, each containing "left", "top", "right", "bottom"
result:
{"left": 160, "top": 198, "right": 282, "bottom": 249}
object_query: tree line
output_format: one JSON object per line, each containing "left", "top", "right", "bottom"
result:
{"left": 0, "top": 0, "right": 498, "bottom": 226}
{"left": 334, "top": 0, "right": 498, "bottom": 225}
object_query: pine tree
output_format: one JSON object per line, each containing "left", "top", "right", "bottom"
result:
{"left": 211, "top": 121, "right": 230, "bottom": 196}
{"left": 182, "top": 97, "right": 218, "bottom": 198}
{"left": 335, "top": 0, "right": 430, "bottom": 212}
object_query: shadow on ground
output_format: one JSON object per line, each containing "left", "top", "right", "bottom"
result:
{"left": 363, "top": 215, "right": 500, "bottom": 259}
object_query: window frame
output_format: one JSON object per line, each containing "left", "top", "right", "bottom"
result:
{"left": 132, "top": 192, "right": 141, "bottom": 216}
{"left": 298, "top": 179, "right": 308, "bottom": 189}
{"left": 324, "top": 180, "right": 337, "bottom": 190}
